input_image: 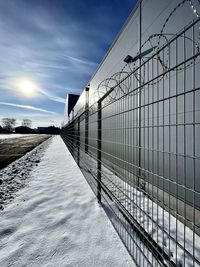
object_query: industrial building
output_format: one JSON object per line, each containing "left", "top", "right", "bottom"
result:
{"left": 61, "top": 0, "right": 200, "bottom": 266}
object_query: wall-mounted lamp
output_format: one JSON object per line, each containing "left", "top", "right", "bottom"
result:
{"left": 123, "top": 55, "right": 135, "bottom": 63}
{"left": 85, "top": 84, "right": 90, "bottom": 92}
{"left": 123, "top": 47, "right": 156, "bottom": 64}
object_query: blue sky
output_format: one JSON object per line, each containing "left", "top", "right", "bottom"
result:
{"left": 0, "top": 0, "right": 136, "bottom": 127}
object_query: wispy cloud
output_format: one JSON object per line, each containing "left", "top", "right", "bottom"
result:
{"left": 0, "top": 0, "right": 134, "bottom": 126}
{"left": 0, "top": 102, "right": 56, "bottom": 114}
{"left": 63, "top": 55, "right": 98, "bottom": 66}
{"left": 38, "top": 89, "right": 66, "bottom": 104}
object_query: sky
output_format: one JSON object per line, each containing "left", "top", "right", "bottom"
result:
{"left": 0, "top": 0, "right": 136, "bottom": 128}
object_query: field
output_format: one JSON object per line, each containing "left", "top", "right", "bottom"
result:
{"left": 0, "top": 134, "right": 51, "bottom": 170}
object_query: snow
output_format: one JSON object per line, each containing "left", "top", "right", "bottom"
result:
{"left": 0, "top": 134, "right": 35, "bottom": 140}
{"left": 0, "top": 136, "right": 135, "bottom": 267}
{"left": 80, "top": 152, "right": 200, "bottom": 266}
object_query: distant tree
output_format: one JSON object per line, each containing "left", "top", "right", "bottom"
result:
{"left": 22, "top": 119, "right": 32, "bottom": 128}
{"left": 0, "top": 125, "right": 2, "bottom": 133}
{"left": 15, "top": 126, "right": 35, "bottom": 134}
{"left": 2, "top": 118, "right": 16, "bottom": 133}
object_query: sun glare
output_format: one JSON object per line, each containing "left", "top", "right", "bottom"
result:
{"left": 17, "top": 79, "right": 38, "bottom": 97}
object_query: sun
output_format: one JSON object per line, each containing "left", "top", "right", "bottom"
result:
{"left": 17, "top": 79, "right": 38, "bottom": 97}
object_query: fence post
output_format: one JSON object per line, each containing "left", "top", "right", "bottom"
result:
{"left": 138, "top": 0, "right": 142, "bottom": 187}
{"left": 85, "top": 85, "right": 89, "bottom": 153}
{"left": 77, "top": 117, "right": 80, "bottom": 167}
{"left": 97, "top": 100, "right": 102, "bottom": 202}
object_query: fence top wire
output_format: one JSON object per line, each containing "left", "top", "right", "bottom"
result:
{"left": 68, "top": 16, "right": 200, "bottom": 123}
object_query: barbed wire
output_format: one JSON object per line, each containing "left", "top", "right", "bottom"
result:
{"left": 73, "top": 0, "right": 200, "bottom": 117}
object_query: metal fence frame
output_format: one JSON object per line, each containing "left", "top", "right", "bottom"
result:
{"left": 61, "top": 13, "right": 200, "bottom": 267}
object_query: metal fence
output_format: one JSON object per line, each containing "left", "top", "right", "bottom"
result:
{"left": 61, "top": 11, "right": 200, "bottom": 267}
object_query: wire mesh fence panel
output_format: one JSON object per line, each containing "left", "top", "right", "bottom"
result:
{"left": 61, "top": 6, "right": 200, "bottom": 266}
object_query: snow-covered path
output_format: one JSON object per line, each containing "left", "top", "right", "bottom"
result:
{"left": 0, "top": 136, "right": 135, "bottom": 267}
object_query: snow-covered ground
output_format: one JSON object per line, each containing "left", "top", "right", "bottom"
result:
{"left": 0, "top": 136, "right": 135, "bottom": 267}
{"left": 0, "top": 134, "right": 34, "bottom": 140}
{"left": 80, "top": 152, "right": 200, "bottom": 266}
